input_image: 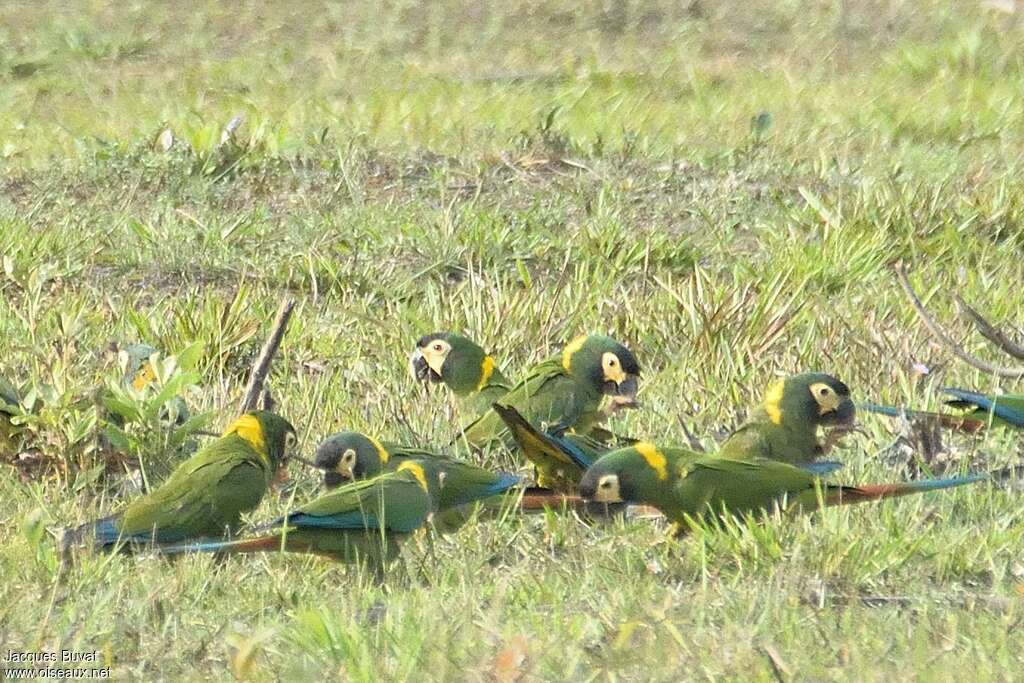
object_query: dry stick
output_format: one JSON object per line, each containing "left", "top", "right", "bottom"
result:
{"left": 893, "top": 263, "right": 1024, "bottom": 379}
{"left": 237, "top": 299, "right": 320, "bottom": 471}
{"left": 239, "top": 298, "right": 296, "bottom": 413}
{"left": 953, "top": 295, "right": 1024, "bottom": 361}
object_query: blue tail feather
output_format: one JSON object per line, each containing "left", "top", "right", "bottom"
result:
{"left": 91, "top": 517, "right": 121, "bottom": 545}
{"left": 485, "top": 472, "right": 523, "bottom": 496}
{"left": 943, "top": 388, "right": 1024, "bottom": 427}
{"left": 909, "top": 474, "right": 989, "bottom": 491}
{"left": 551, "top": 434, "right": 595, "bottom": 469}
{"left": 857, "top": 402, "right": 906, "bottom": 418}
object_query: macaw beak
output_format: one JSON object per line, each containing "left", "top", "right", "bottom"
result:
{"left": 272, "top": 464, "right": 290, "bottom": 488}
{"left": 613, "top": 375, "right": 640, "bottom": 407}
{"left": 578, "top": 478, "right": 597, "bottom": 500}
{"left": 820, "top": 397, "right": 856, "bottom": 427}
{"left": 322, "top": 471, "right": 348, "bottom": 489}
{"left": 409, "top": 349, "right": 442, "bottom": 384}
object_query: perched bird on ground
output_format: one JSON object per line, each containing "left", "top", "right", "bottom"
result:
{"left": 717, "top": 372, "right": 856, "bottom": 465}
{"left": 578, "top": 442, "right": 989, "bottom": 531}
{"left": 861, "top": 388, "right": 1024, "bottom": 433}
{"left": 63, "top": 410, "right": 297, "bottom": 550}
{"left": 314, "top": 431, "right": 521, "bottom": 509}
{"left": 491, "top": 372, "right": 849, "bottom": 492}
{"left": 160, "top": 460, "right": 444, "bottom": 565}
{"left": 313, "top": 431, "right": 585, "bottom": 522}
{"left": 410, "top": 332, "right": 634, "bottom": 485}
{"left": 410, "top": 332, "right": 515, "bottom": 416}
{"left": 454, "top": 334, "right": 640, "bottom": 462}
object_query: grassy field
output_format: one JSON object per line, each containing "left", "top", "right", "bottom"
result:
{"left": 2, "top": 0, "right": 1024, "bottom": 679}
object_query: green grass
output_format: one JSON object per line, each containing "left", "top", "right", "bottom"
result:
{"left": 2, "top": 0, "right": 1024, "bottom": 679}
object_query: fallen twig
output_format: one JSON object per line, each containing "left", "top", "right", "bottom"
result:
{"left": 893, "top": 263, "right": 1024, "bottom": 378}
{"left": 240, "top": 299, "right": 296, "bottom": 412}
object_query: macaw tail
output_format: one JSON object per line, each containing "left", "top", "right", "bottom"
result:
{"left": 823, "top": 474, "right": 988, "bottom": 507}
{"left": 517, "top": 487, "right": 628, "bottom": 517}
{"left": 159, "top": 534, "right": 304, "bottom": 556}
{"left": 943, "top": 388, "right": 1024, "bottom": 428}
{"left": 519, "top": 487, "right": 584, "bottom": 510}
{"left": 857, "top": 402, "right": 987, "bottom": 433}
{"left": 486, "top": 472, "right": 525, "bottom": 497}
{"left": 61, "top": 516, "right": 132, "bottom": 551}
{"left": 491, "top": 404, "right": 591, "bottom": 470}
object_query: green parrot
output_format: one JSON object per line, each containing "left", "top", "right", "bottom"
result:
{"left": 410, "top": 332, "right": 515, "bottom": 416}
{"left": 313, "top": 431, "right": 521, "bottom": 509}
{"left": 491, "top": 403, "right": 844, "bottom": 502}
{"left": 490, "top": 373, "right": 851, "bottom": 491}
{"left": 578, "top": 442, "right": 989, "bottom": 530}
{"left": 717, "top": 372, "right": 856, "bottom": 464}
{"left": 160, "top": 460, "right": 444, "bottom": 565}
{"left": 312, "top": 431, "right": 591, "bottom": 523}
{"left": 454, "top": 334, "right": 640, "bottom": 479}
{"left": 63, "top": 410, "right": 297, "bottom": 550}
{"left": 861, "top": 387, "right": 1024, "bottom": 433}
{"left": 410, "top": 332, "right": 635, "bottom": 490}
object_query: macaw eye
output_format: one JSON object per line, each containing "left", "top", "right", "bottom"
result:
{"left": 600, "top": 480, "right": 613, "bottom": 488}
{"left": 343, "top": 449, "right": 356, "bottom": 463}
{"left": 285, "top": 432, "right": 297, "bottom": 450}
{"left": 433, "top": 343, "right": 443, "bottom": 352}
{"left": 819, "top": 387, "right": 831, "bottom": 396}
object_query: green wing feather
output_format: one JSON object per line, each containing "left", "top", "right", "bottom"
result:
{"left": 115, "top": 434, "right": 272, "bottom": 541}
{"left": 717, "top": 418, "right": 820, "bottom": 464}
{"left": 457, "top": 359, "right": 595, "bottom": 449}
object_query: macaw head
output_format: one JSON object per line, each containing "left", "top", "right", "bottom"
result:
{"left": 314, "top": 431, "right": 391, "bottom": 488}
{"left": 762, "top": 372, "right": 855, "bottom": 430}
{"left": 410, "top": 331, "right": 498, "bottom": 396}
{"left": 578, "top": 442, "right": 678, "bottom": 507}
{"left": 225, "top": 410, "right": 298, "bottom": 472}
{"left": 561, "top": 334, "right": 641, "bottom": 404}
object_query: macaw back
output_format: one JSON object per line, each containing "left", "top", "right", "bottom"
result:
{"left": 457, "top": 367, "right": 515, "bottom": 416}
{"left": 717, "top": 406, "right": 822, "bottom": 464}
{"left": 667, "top": 454, "right": 820, "bottom": 523}
{"left": 93, "top": 433, "right": 273, "bottom": 545}
{"left": 458, "top": 360, "right": 600, "bottom": 449}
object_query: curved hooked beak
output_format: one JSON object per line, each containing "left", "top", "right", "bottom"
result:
{"left": 609, "top": 375, "right": 640, "bottom": 408}
{"left": 821, "top": 397, "right": 856, "bottom": 427}
{"left": 322, "top": 470, "right": 348, "bottom": 489}
{"left": 409, "top": 349, "right": 441, "bottom": 384}
{"left": 311, "top": 449, "right": 353, "bottom": 489}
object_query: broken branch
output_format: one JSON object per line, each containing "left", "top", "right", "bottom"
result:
{"left": 240, "top": 298, "right": 296, "bottom": 412}
{"left": 894, "top": 263, "right": 1024, "bottom": 379}
{"left": 954, "top": 295, "right": 1024, "bottom": 361}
